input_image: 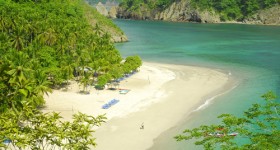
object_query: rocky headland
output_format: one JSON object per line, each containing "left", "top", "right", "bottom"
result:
{"left": 92, "top": 2, "right": 128, "bottom": 42}
{"left": 115, "top": 0, "right": 280, "bottom": 25}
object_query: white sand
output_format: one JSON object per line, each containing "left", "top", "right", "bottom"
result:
{"left": 43, "top": 62, "right": 234, "bottom": 150}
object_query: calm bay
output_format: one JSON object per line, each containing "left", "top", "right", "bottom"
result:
{"left": 114, "top": 20, "right": 280, "bottom": 149}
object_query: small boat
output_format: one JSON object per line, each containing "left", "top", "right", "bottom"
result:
{"left": 208, "top": 132, "right": 238, "bottom": 137}
{"left": 208, "top": 132, "right": 225, "bottom": 137}
{"left": 228, "top": 132, "right": 238, "bottom": 136}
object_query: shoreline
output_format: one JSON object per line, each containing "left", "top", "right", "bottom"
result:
{"left": 115, "top": 18, "right": 280, "bottom": 27}
{"left": 93, "top": 62, "right": 236, "bottom": 150}
{"left": 43, "top": 62, "right": 237, "bottom": 150}
{"left": 43, "top": 62, "right": 176, "bottom": 121}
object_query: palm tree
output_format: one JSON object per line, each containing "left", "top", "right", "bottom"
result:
{"left": 79, "top": 71, "right": 92, "bottom": 94}
{"left": 94, "top": 23, "right": 102, "bottom": 36}
{"left": 61, "top": 56, "right": 74, "bottom": 86}
{"left": 0, "top": 12, "right": 9, "bottom": 33}
{"left": 10, "top": 28, "right": 25, "bottom": 51}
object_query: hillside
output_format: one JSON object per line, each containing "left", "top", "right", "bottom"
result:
{"left": 117, "top": 0, "right": 280, "bottom": 25}
{"left": 83, "top": 2, "right": 127, "bottom": 42}
{"left": 0, "top": 0, "right": 140, "bottom": 112}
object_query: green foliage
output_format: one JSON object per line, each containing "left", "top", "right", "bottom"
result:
{"left": 0, "top": 0, "right": 141, "bottom": 110}
{"left": 119, "top": 0, "right": 175, "bottom": 12}
{"left": 108, "top": 64, "right": 124, "bottom": 79}
{"left": 0, "top": 106, "right": 106, "bottom": 149}
{"left": 0, "top": 0, "right": 141, "bottom": 148}
{"left": 123, "top": 55, "right": 142, "bottom": 73}
{"left": 83, "top": 2, "right": 124, "bottom": 35}
{"left": 175, "top": 91, "right": 280, "bottom": 149}
{"left": 86, "top": 0, "right": 121, "bottom": 5}
{"left": 191, "top": 0, "right": 280, "bottom": 20}
{"left": 97, "top": 74, "right": 111, "bottom": 87}
{"left": 119, "top": 0, "right": 279, "bottom": 21}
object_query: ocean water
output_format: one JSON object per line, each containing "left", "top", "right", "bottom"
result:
{"left": 114, "top": 20, "right": 280, "bottom": 149}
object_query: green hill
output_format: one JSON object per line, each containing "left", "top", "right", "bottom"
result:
{"left": 0, "top": 0, "right": 140, "bottom": 112}
{"left": 117, "top": 0, "right": 280, "bottom": 25}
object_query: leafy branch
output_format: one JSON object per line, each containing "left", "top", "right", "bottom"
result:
{"left": 175, "top": 91, "right": 280, "bottom": 150}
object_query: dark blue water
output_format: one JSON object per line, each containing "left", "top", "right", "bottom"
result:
{"left": 114, "top": 20, "right": 280, "bottom": 149}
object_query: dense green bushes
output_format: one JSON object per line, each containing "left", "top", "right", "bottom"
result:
{"left": 0, "top": 0, "right": 141, "bottom": 111}
{"left": 119, "top": 0, "right": 175, "bottom": 12}
{"left": 0, "top": 0, "right": 141, "bottom": 148}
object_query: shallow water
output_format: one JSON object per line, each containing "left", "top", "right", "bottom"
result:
{"left": 114, "top": 20, "right": 280, "bottom": 149}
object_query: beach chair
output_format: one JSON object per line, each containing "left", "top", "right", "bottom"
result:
{"left": 3, "top": 139, "right": 11, "bottom": 145}
{"left": 119, "top": 89, "right": 130, "bottom": 94}
{"left": 108, "top": 99, "right": 116, "bottom": 105}
{"left": 102, "top": 104, "right": 110, "bottom": 109}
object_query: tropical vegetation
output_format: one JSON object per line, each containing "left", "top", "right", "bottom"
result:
{"left": 118, "top": 0, "right": 280, "bottom": 21}
{"left": 175, "top": 91, "right": 280, "bottom": 150}
{"left": 0, "top": 0, "right": 141, "bottom": 148}
{"left": 86, "top": 0, "right": 120, "bottom": 5}
{"left": 191, "top": 0, "right": 280, "bottom": 21}
{"left": 0, "top": 107, "right": 106, "bottom": 149}
{"left": 119, "top": 0, "right": 174, "bottom": 12}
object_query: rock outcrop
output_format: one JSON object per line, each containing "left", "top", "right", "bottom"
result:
{"left": 85, "top": 2, "right": 127, "bottom": 43}
{"left": 117, "top": 0, "right": 280, "bottom": 25}
{"left": 109, "top": 6, "right": 117, "bottom": 19}
{"left": 154, "top": 0, "right": 220, "bottom": 23}
{"left": 95, "top": 2, "right": 119, "bottom": 18}
{"left": 117, "top": 0, "right": 220, "bottom": 23}
{"left": 95, "top": 2, "right": 108, "bottom": 17}
{"left": 111, "top": 34, "right": 128, "bottom": 43}
{"left": 244, "top": 5, "right": 280, "bottom": 25}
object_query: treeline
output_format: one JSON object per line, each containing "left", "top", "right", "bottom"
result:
{"left": 0, "top": 0, "right": 141, "bottom": 148}
{"left": 0, "top": 0, "right": 141, "bottom": 111}
{"left": 192, "top": 0, "right": 280, "bottom": 21}
{"left": 118, "top": 0, "right": 280, "bottom": 21}
{"left": 119, "top": 0, "right": 175, "bottom": 12}
{"left": 86, "top": 0, "right": 120, "bottom": 5}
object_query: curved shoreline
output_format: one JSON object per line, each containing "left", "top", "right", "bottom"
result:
{"left": 92, "top": 62, "right": 236, "bottom": 150}
{"left": 43, "top": 62, "right": 237, "bottom": 150}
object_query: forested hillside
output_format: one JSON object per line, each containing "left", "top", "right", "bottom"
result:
{"left": 120, "top": 0, "right": 174, "bottom": 11}
{"left": 118, "top": 0, "right": 174, "bottom": 19}
{"left": 191, "top": 0, "right": 280, "bottom": 21}
{"left": 87, "top": 0, "right": 119, "bottom": 5}
{"left": 0, "top": 0, "right": 141, "bottom": 148}
{"left": 117, "top": 0, "right": 280, "bottom": 24}
{"left": 0, "top": 0, "right": 141, "bottom": 111}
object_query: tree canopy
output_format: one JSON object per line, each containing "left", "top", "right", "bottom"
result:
{"left": 175, "top": 91, "right": 280, "bottom": 150}
{"left": 0, "top": 0, "right": 142, "bottom": 148}
{"left": 119, "top": 0, "right": 175, "bottom": 12}
{"left": 0, "top": 106, "right": 106, "bottom": 149}
{"left": 0, "top": 0, "right": 141, "bottom": 111}
{"left": 191, "top": 0, "right": 280, "bottom": 21}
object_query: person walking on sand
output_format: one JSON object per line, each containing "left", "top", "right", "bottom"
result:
{"left": 140, "top": 122, "right": 144, "bottom": 129}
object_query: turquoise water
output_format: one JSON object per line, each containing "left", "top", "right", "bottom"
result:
{"left": 114, "top": 20, "right": 280, "bottom": 149}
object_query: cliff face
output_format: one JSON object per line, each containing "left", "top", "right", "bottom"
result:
{"left": 84, "top": 3, "right": 128, "bottom": 43}
{"left": 117, "top": 0, "right": 280, "bottom": 25}
{"left": 117, "top": 0, "right": 220, "bottom": 23}
{"left": 96, "top": 2, "right": 108, "bottom": 17}
{"left": 154, "top": 0, "right": 220, "bottom": 23}
{"left": 244, "top": 5, "right": 280, "bottom": 25}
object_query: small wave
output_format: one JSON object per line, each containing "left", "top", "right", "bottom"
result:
{"left": 193, "top": 84, "right": 238, "bottom": 112}
{"left": 193, "top": 97, "right": 213, "bottom": 111}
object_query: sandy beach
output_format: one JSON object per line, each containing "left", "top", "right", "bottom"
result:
{"left": 43, "top": 62, "right": 235, "bottom": 150}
